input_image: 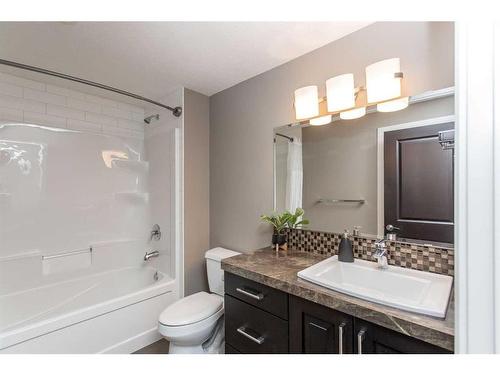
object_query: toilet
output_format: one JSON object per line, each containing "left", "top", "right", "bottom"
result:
{"left": 158, "top": 247, "right": 240, "bottom": 354}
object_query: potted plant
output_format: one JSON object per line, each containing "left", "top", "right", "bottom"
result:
{"left": 260, "top": 212, "right": 289, "bottom": 247}
{"left": 285, "top": 208, "right": 310, "bottom": 230}
{"left": 260, "top": 208, "right": 309, "bottom": 250}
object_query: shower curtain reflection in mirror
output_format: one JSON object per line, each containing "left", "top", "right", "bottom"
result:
{"left": 274, "top": 128, "right": 303, "bottom": 213}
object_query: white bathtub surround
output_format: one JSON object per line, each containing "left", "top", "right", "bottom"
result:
{"left": 0, "top": 73, "right": 184, "bottom": 353}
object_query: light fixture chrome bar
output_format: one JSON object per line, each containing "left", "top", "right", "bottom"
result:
{"left": 0, "top": 58, "right": 182, "bottom": 117}
{"left": 289, "top": 86, "right": 455, "bottom": 128}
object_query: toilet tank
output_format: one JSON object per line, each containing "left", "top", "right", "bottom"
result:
{"left": 205, "top": 247, "right": 241, "bottom": 296}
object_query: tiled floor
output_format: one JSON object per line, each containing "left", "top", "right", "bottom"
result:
{"left": 133, "top": 339, "right": 169, "bottom": 354}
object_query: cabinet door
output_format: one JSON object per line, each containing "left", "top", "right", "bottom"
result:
{"left": 354, "top": 318, "right": 452, "bottom": 354}
{"left": 289, "top": 295, "right": 353, "bottom": 354}
{"left": 225, "top": 295, "right": 289, "bottom": 354}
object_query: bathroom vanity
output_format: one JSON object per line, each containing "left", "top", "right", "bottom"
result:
{"left": 222, "top": 249, "right": 453, "bottom": 354}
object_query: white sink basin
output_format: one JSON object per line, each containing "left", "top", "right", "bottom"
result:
{"left": 297, "top": 256, "right": 453, "bottom": 318}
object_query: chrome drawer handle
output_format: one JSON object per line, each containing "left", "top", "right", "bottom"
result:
{"left": 357, "top": 329, "right": 366, "bottom": 354}
{"left": 237, "top": 327, "right": 265, "bottom": 345}
{"left": 339, "top": 322, "right": 346, "bottom": 354}
{"left": 236, "top": 287, "right": 264, "bottom": 300}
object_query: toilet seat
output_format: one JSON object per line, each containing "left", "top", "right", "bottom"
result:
{"left": 159, "top": 291, "right": 223, "bottom": 327}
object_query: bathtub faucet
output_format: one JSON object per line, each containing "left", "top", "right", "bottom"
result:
{"left": 144, "top": 250, "right": 160, "bottom": 261}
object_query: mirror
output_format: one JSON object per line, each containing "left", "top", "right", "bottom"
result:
{"left": 273, "top": 93, "right": 455, "bottom": 244}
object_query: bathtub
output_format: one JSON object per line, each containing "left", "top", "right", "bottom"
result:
{"left": 0, "top": 266, "right": 176, "bottom": 353}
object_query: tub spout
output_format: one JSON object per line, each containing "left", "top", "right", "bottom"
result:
{"left": 144, "top": 250, "right": 159, "bottom": 261}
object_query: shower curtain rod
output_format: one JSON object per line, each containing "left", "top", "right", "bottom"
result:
{"left": 0, "top": 58, "right": 182, "bottom": 117}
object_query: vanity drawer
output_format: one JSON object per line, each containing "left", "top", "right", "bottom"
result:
{"left": 225, "top": 294, "right": 288, "bottom": 354}
{"left": 224, "top": 272, "right": 288, "bottom": 319}
{"left": 225, "top": 344, "right": 241, "bottom": 354}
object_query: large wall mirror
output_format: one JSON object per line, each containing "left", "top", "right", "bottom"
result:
{"left": 273, "top": 91, "right": 455, "bottom": 245}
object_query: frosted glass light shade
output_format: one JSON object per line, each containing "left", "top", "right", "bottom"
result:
{"left": 294, "top": 85, "right": 319, "bottom": 119}
{"left": 377, "top": 97, "right": 409, "bottom": 112}
{"left": 340, "top": 107, "right": 366, "bottom": 120}
{"left": 365, "top": 58, "right": 402, "bottom": 103}
{"left": 309, "top": 115, "right": 332, "bottom": 126}
{"left": 326, "top": 74, "right": 355, "bottom": 112}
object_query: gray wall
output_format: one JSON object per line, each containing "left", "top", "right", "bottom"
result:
{"left": 184, "top": 88, "right": 210, "bottom": 295}
{"left": 210, "top": 22, "right": 455, "bottom": 252}
{"left": 302, "top": 96, "right": 454, "bottom": 236}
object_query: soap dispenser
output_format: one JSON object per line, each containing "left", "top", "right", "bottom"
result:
{"left": 338, "top": 229, "right": 354, "bottom": 262}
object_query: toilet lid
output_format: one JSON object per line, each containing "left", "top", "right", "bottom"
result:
{"left": 159, "top": 291, "right": 223, "bottom": 326}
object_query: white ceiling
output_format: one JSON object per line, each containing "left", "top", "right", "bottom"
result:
{"left": 0, "top": 22, "right": 371, "bottom": 100}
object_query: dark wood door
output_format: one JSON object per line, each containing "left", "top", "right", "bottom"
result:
{"left": 354, "top": 318, "right": 451, "bottom": 354}
{"left": 384, "top": 122, "right": 454, "bottom": 243}
{"left": 289, "top": 295, "right": 353, "bottom": 354}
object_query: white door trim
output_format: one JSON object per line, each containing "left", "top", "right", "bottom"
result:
{"left": 455, "top": 21, "right": 499, "bottom": 353}
{"left": 376, "top": 115, "right": 455, "bottom": 237}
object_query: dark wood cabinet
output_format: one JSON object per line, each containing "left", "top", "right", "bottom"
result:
{"left": 289, "top": 295, "right": 353, "bottom": 354}
{"left": 225, "top": 272, "right": 288, "bottom": 319}
{"left": 224, "top": 294, "right": 288, "bottom": 353}
{"left": 223, "top": 272, "right": 451, "bottom": 355}
{"left": 354, "top": 318, "right": 451, "bottom": 354}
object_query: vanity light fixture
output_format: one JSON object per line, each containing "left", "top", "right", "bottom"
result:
{"left": 294, "top": 85, "right": 319, "bottom": 120}
{"left": 293, "top": 58, "right": 407, "bottom": 123}
{"left": 365, "top": 58, "right": 403, "bottom": 104}
{"left": 377, "top": 97, "right": 409, "bottom": 112}
{"left": 326, "top": 73, "right": 355, "bottom": 112}
{"left": 309, "top": 115, "right": 332, "bottom": 126}
{"left": 340, "top": 107, "right": 366, "bottom": 120}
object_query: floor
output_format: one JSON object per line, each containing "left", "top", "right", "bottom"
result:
{"left": 133, "top": 339, "right": 169, "bottom": 354}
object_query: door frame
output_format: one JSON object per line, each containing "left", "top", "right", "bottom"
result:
{"left": 454, "top": 22, "right": 500, "bottom": 354}
{"left": 376, "top": 115, "right": 455, "bottom": 237}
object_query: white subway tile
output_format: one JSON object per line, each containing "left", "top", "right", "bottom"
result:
{"left": 0, "top": 82, "right": 23, "bottom": 97}
{"left": 67, "top": 98, "right": 101, "bottom": 113}
{"left": 85, "top": 94, "right": 119, "bottom": 108}
{"left": 24, "top": 111, "right": 67, "bottom": 128}
{"left": 117, "top": 118, "right": 144, "bottom": 131}
{"left": 0, "top": 93, "right": 46, "bottom": 113}
{"left": 0, "top": 107, "right": 23, "bottom": 122}
{"left": 67, "top": 119, "right": 102, "bottom": 133}
{"left": 46, "top": 84, "right": 87, "bottom": 101}
{"left": 102, "top": 124, "right": 132, "bottom": 138}
{"left": 85, "top": 112, "right": 117, "bottom": 126}
{"left": 116, "top": 101, "right": 145, "bottom": 115}
{"left": 129, "top": 130, "right": 145, "bottom": 140}
{"left": 47, "top": 104, "right": 85, "bottom": 120}
{"left": 131, "top": 111, "right": 146, "bottom": 122}
{"left": 23, "top": 88, "right": 66, "bottom": 106}
{"left": 0, "top": 72, "right": 45, "bottom": 91}
{"left": 102, "top": 105, "right": 132, "bottom": 120}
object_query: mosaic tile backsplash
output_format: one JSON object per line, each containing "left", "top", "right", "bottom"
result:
{"left": 284, "top": 228, "right": 454, "bottom": 276}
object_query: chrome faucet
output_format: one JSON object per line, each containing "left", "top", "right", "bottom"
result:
{"left": 373, "top": 239, "right": 388, "bottom": 269}
{"left": 144, "top": 250, "right": 160, "bottom": 261}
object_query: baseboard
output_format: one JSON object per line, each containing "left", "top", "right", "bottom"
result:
{"left": 100, "top": 327, "right": 162, "bottom": 354}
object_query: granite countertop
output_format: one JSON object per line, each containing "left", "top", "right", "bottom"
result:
{"left": 222, "top": 247, "right": 454, "bottom": 351}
